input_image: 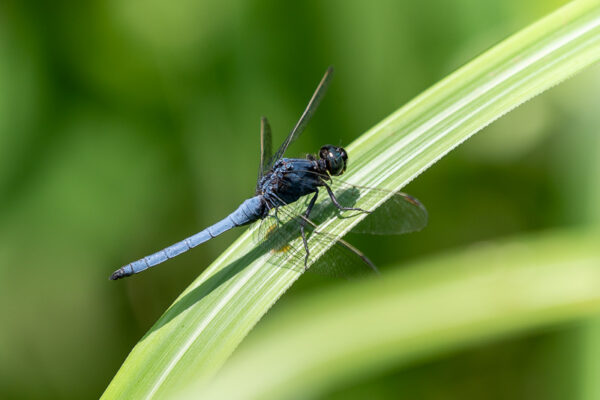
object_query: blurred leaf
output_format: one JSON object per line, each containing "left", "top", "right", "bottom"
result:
{"left": 188, "top": 229, "right": 600, "bottom": 399}
{"left": 102, "top": 1, "right": 600, "bottom": 398}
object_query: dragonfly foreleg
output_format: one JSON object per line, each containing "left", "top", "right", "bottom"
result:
{"left": 323, "top": 182, "right": 371, "bottom": 214}
{"left": 300, "top": 191, "right": 319, "bottom": 269}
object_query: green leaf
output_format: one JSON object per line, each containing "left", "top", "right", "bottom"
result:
{"left": 102, "top": 1, "right": 600, "bottom": 398}
{"left": 189, "top": 229, "right": 600, "bottom": 399}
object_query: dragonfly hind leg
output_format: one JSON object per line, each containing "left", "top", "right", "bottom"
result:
{"left": 323, "top": 182, "right": 371, "bottom": 214}
{"left": 300, "top": 191, "right": 319, "bottom": 269}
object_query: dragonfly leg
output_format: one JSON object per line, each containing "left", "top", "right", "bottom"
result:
{"left": 323, "top": 182, "right": 371, "bottom": 213}
{"left": 300, "top": 191, "right": 319, "bottom": 269}
{"left": 273, "top": 206, "right": 281, "bottom": 223}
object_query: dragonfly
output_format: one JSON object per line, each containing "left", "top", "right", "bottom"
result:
{"left": 110, "top": 67, "right": 428, "bottom": 280}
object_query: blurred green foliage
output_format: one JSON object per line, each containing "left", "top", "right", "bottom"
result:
{"left": 1, "top": 0, "right": 598, "bottom": 399}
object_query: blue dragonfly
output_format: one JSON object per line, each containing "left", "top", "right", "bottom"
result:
{"left": 110, "top": 67, "right": 427, "bottom": 280}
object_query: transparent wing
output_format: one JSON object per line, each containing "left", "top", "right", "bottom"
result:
{"left": 266, "top": 67, "right": 334, "bottom": 170}
{"left": 277, "top": 170, "right": 429, "bottom": 235}
{"left": 346, "top": 187, "right": 428, "bottom": 235}
{"left": 253, "top": 172, "right": 427, "bottom": 278}
{"left": 253, "top": 199, "right": 309, "bottom": 268}
{"left": 260, "top": 200, "right": 378, "bottom": 278}
{"left": 253, "top": 196, "right": 310, "bottom": 247}
{"left": 308, "top": 230, "right": 380, "bottom": 278}
{"left": 256, "top": 117, "right": 272, "bottom": 187}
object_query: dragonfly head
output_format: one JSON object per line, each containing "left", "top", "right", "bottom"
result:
{"left": 319, "top": 145, "right": 348, "bottom": 176}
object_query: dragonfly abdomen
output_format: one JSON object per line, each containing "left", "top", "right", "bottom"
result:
{"left": 110, "top": 196, "right": 266, "bottom": 280}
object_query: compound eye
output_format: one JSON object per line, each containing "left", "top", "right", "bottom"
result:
{"left": 319, "top": 145, "right": 333, "bottom": 160}
{"left": 339, "top": 148, "right": 348, "bottom": 173}
{"left": 340, "top": 148, "right": 348, "bottom": 162}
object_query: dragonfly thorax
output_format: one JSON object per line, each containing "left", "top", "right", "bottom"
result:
{"left": 319, "top": 145, "right": 347, "bottom": 176}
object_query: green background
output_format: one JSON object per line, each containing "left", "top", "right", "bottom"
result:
{"left": 1, "top": 0, "right": 599, "bottom": 398}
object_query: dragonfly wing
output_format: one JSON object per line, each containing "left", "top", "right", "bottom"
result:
{"left": 257, "top": 117, "right": 273, "bottom": 187}
{"left": 307, "top": 230, "right": 379, "bottom": 278}
{"left": 254, "top": 174, "right": 427, "bottom": 278}
{"left": 324, "top": 178, "right": 428, "bottom": 235}
{"left": 350, "top": 191, "right": 428, "bottom": 235}
{"left": 278, "top": 172, "right": 428, "bottom": 235}
{"left": 253, "top": 200, "right": 308, "bottom": 267}
{"left": 264, "top": 199, "right": 378, "bottom": 278}
{"left": 253, "top": 195, "right": 310, "bottom": 247}
{"left": 266, "top": 67, "right": 334, "bottom": 169}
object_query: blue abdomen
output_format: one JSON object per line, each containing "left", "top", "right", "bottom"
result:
{"left": 110, "top": 196, "right": 266, "bottom": 279}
